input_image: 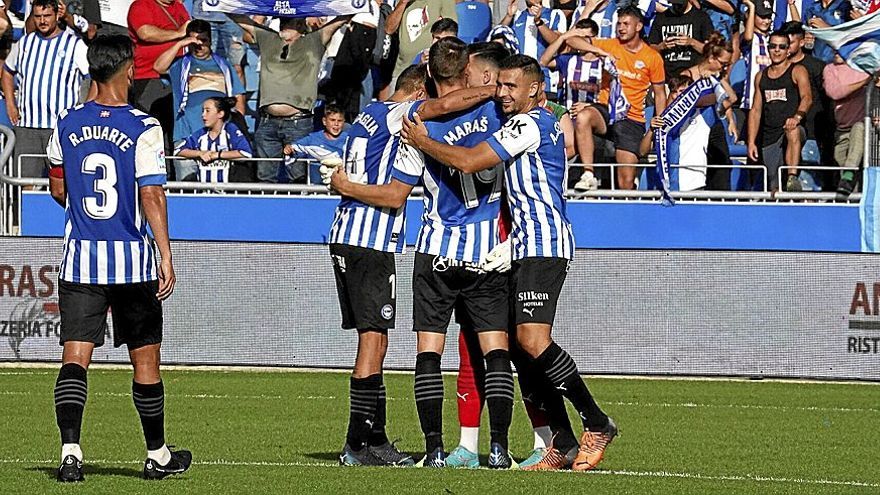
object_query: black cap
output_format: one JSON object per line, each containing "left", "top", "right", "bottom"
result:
{"left": 754, "top": 0, "right": 774, "bottom": 18}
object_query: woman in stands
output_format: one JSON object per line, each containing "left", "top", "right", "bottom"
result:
{"left": 174, "top": 97, "right": 253, "bottom": 183}
{"left": 680, "top": 32, "right": 738, "bottom": 190}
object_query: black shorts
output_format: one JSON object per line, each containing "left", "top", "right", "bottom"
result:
{"left": 330, "top": 243, "right": 396, "bottom": 330}
{"left": 611, "top": 118, "right": 646, "bottom": 156}
{"left": 59, "top": 279, "right": 162, "bottom": 349}
{"left": 511, "top": 258, "right": 569, "bottom": 326}
{"left": 413, "top": 253, "right": 508, "bottom": 334}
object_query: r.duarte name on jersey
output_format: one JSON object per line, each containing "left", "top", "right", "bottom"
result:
{"left": 353, "top": 112, "right": 380, "bottom": 136}
{"left": 443, "top": 116, "right": 490, "bottom": 145}
{"left": 66, "top": 126, "right": 135, "bottom": 152}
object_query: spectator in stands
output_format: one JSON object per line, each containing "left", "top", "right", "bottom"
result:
{"left": 321, "top": 4, "right": 381, "bottom": 122}
{"left": 234, "top": 16, "right": 348, "bottom": 183}
{"left": 790, "top": 0, "right": 851, "bottom": 63}
{"left": 502, "top": 0, "right": 567, "bottom": 99}
{"left": 539, "top": 20, "right": 615, "bottom": 191}
{"left": 385, "top": 0, "right": 457, "bottom": 89}
{"left": 780, "top": 21, "right": 828, "bottom": 189}
{"left": 648, "top": 0, "right": 713, "bottom": 77}
{"left": 572, "top": 0, "right": 666, "bottom": 37}
{"left": 412, "top": 18, "right": 458, "bottom": 65}
{"left": 174, "top": 96, "right": 253, "bottom": 183}
{"left": 680, "top": 32, "right": 738, "bottom": 190}
{"left": 567, "top": 6, "right": 667, "bottom": 190}
{"left": 824, "top": 53, "right": 870, "bottom": 199}
{"left": 456, "top": 0, "right": 491, "bottom": 43}
{"left": 127, "top": 0, "right": 190, "bottom": 156}
{"left": 747, "top": 30, "right": 812, "bottom": 192}
{"left": 191, "top": 0, "right": 246, "bottom": 85}
{"left": 283, "top": 104, "right": 348, "bottom": 185}
{"left": 25, "top": 0, "right": 101, "bottom": 40}
{"left": 741, "top": 0, "right": 772, "bottom": 114}
{"left": 153, "top": 19, "right": 246, "bottom": 182}
{"left": 2, "top": 0, "right": 89, "bottom": 179}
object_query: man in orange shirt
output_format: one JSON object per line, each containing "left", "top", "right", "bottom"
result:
{"left": 568, "top": 6, "right": 667, "bottom": 189}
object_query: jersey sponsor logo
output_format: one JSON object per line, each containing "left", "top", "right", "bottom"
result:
{"left": 156, "top": 150, "right": 167, "bottom": 171}
{"left": 381, "top": 304, "right": 394, "bottom": 320}
{"left": 431, "top": 255, "right": 484, "bottom": 273}
{"left": 519, "top": 290, "right": 549, "bottom": 311}
{"left": 331, "top": 254, "right": 347, "bottom": 273}
{"left": 499, "top": 118, "right": 526, "bottom": 141}
{"left": 634, "top": 60, "right": 646, "bottom": 70}
{"left": 522, "top": 307, "right": 535, "bottom": 317}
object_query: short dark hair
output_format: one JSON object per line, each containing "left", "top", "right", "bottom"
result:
{"left": 769, "top": 29, "right": 789, "bottom": 41}
{"left": 468, "top": 41, "right": 510, "bottom": 68}
{"left": 431, "top": 18, "right": 458, "bottom": 36}
{"left": 187, "top": 19, "right": 212, "bottom": 37}
{"left": 667, "top": 74, "right": 693, "bottom": 92}
{"left": 574, "top": 18, "right": 599, "bottom": 34}
{"left": 31, "top": 0, "right": 59, "bottom": 12}
{"left": 617, "top": 5, "right": 645, "bottom": 24}
{"left": 498, "top": 54, "right": 543, "bottom": 85}
{"left": 88, "top": 35, "right": 133, "bottom": 83}
{"left": 779, "top": 21, "right": 805, "bottom": 37}
{"left": 396, "top": 63, "right": 428, "bottom": 93}
{"left": 428, "top": 37, "right": 468, "bottom": 84}
{"left": 205, "top": 96, "right": 236, "bottom": 121}
{"left": 323, "top": 103, "right": 345, "bottom": 118}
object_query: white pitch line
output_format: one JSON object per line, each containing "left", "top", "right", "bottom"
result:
{"left": 605, "top": 400, "right": 880, "bottom": 415}
{"left": 0, "top": 458, "right": 877, "bottom": 488}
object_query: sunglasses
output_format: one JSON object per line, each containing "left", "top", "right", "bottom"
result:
{"left": 768, "top": 43, "right": 789, "bottom": 50}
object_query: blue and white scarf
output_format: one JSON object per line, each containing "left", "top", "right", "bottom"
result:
{"left": 178, "top": 54, "right": 234, "bottom": 115}
{"left": 604, "top": 59, "right": 630, "bottom": 125}
{"left": 487, "top": 25, "right": 520, "bottom": 54}
{"left": 201, "top": 0, "right": 373, "bottom": 17}
{"left": 653, "top": 77, "right": 723, "bottom": 206}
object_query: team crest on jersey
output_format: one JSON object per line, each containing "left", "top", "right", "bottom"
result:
{"left": 99, "top": 110, "right": 110, "bottom": 118}
{"left": 635, "top": 60, "right": 646, "bottom": 69}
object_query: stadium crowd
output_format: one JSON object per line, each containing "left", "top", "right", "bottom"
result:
{"left": 0, "top": 0, "right": 874, "bottom": 196}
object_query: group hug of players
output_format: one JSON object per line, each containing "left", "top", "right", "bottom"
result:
{"left": 43, "top": 34, "right": 616, "bottom": 483}
{"left": 323, "top": 37, "right": 616, "bottom": 470}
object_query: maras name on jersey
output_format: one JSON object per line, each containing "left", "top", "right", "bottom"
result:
{"left": 67, "top": 126, "right": 134, "bottom": 152}
{"left": 442, "top": 116, "right": 489, "bottom": 145}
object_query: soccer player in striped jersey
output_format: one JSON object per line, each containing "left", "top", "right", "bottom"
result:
{"left": 327, "top": 62, "right": 497, "bottom": 467}
{"left": 46, "top": 35, "right": 190, "bottom": 483}
{"left": 401, "top": 54, "right": 617, "bottom": 472}
{"left": 333, "top": 37, "right": 516, "bottom": 469}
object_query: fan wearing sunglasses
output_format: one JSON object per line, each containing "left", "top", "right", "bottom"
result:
{"left": 747, "top": 30, "right": 813, "bottom": 193}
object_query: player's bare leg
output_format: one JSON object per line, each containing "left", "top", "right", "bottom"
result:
{"left": 130, "top": 343, "right": 191, "bottom": 479}
{"left": 517, "top": 323, "right": 617, "bottom": 471}
{"left": 573, "top": 107, "right": 606, "bottom": 191}
{"left": 615, "top": 149, "right": 639, "bottom": 190}
{"left": 54, "top": 341, "right": 95, "bottom": 482}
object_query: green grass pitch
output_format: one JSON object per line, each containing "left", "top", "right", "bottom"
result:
{"left": 1, "top": 367, "right": 878, "bottom": 494}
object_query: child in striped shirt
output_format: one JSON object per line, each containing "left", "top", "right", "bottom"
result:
{"left": 174, "top": 97, "right": 252, "bottom": 183}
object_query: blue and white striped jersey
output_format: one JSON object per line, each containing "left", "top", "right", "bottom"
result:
{"left": 486, "top": 108, "right": 574, "bottom": 260}
{"left": 329, "top": 101, "right": 415, "bottom": 253}
{"left": 5, "top": 30, "right": 89, "bottom": 129}
{"left": 510, "top": 8, "right": 567, "bottom": 95}
{"left": 392, "top": 100, "right": 505, "bottom": 263}
{"left": 740, "top": 31, "right": 770, "bottom": 110}
{"left": 46, "top": 102, "right": 168, "bottom": 284}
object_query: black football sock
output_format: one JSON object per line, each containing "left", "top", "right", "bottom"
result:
{"left": 346, "top": 374, "right": 381, "bottom": 450}
{"left": 535, "top": 342, "right": 608, "bottom": 430}
{"left": 414, "top": 352, "right": 444, "bottom": 453}
{"left": 368, "top": 378, "right": 389, "bottom": 447}
{"left": 484, "top": 349, "right": 514, "bottom": 450}
{"left": 55, "top": 363, "right": 88, "bottom": 445}
{"left": 132, "top": 381, "right": 166, "bottom": 451}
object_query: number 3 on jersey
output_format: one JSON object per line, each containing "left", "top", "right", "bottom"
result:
{"left": 81, "top": 152, "right": 118, "bottom": 220}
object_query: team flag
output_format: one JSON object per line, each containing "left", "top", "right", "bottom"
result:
{"left": 202, "top": 0, "right": 373, "bottom": 17}
{"left": 808, "top": 9, "right": 880, "bottom": 74}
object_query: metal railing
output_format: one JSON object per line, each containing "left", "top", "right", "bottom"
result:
{"left": 0, "top": 123, "right": 865, "bottom": 235}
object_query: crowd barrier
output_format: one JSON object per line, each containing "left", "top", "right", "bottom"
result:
{"left": 2, "top": 237, "right": 879, "bottom": 381}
